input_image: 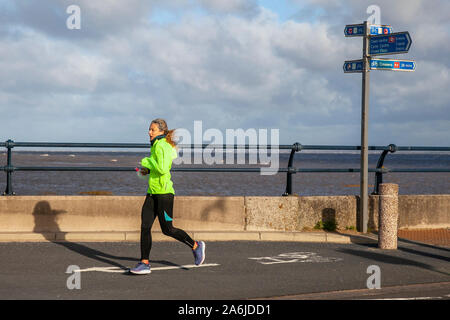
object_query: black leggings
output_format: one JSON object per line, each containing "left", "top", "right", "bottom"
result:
{"left": 140, "top": 193, "right": 195, "bottom": 260}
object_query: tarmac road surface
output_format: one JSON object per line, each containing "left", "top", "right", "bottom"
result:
{"left": 0, "top": 240, "right": 449, "bottom": 300}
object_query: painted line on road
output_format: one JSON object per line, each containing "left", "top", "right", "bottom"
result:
{"left": 249, "top": 252, "right": 343, "bottom": 265}
{"left": 74, "top": 263, "right": 220, "bottom": 273}
{"left": 366, "top": 296, "right": 446, "bottom": 300}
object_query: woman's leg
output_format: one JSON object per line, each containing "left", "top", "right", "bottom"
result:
{"left": 154, "top": 193, "right": 196, "bottom": 248}
{"left": 140, "top": 193, "right": 157, "bottom": 261}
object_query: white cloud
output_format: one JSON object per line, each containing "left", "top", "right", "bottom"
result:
{"left": 0, "top": 0, "right": 448, "bottom": 146}
{"left": 3, "top": 0, "right": 153, "bottom": 37}
{"left": 198, "top": 0, "right": 259, "bottom": 16}
{"left": 0, "top": 29, "right": 111, "bottom": 94}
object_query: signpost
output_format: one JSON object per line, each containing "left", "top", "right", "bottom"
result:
{"left": 360, "top": 21, "right": 370, "bottom": 234}
{"left": 344, "top": 24, "right": 365, "bottom": 37}
{"left": 369, "top": 25, "right": 393, "bottom": 36}
{"left": 369, "top": 32, "right": 412, "bottom": 56}
{"left": 345, "top": 24, "right": 392, "bottom": 37}
{"left": 344, "top": 58, "right": 415, "bottom": 73}
{"left": 343, "top": 22, "right": 415, "bottom": 233}
{"left": 343, "top": 59, "right": 364, "bottom": 73}
{"left": 370, "top": 58, "right": 416, "bottom": 71}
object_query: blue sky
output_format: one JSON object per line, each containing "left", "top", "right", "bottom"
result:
{"left": 0, "top": 0, "right": 449, "bottom": 147}
{"left": 257, "top": 0, "right": 300, "bottom": 21}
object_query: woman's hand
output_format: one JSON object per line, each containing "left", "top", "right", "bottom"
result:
{"left": 140, "top": 168, "right": 149, "bottom": 175}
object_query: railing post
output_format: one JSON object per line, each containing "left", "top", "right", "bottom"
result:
{"left": 373, "top": 144, "right": 397, "bottom": 195}
{"left": 282, "top": 142, "right": 302, "bottom": 196}
{"left": 3, "top": 139, "right": 15, "bottom": 196}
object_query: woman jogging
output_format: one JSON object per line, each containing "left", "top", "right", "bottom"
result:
{"left": 130, "top": 118, "right": 205, "bottom": 275}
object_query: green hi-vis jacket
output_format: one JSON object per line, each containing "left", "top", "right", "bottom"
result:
{"left": 140, "top": 137, "right": 177, "bottom": 194}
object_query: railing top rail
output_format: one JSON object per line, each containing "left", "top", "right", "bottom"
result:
{"left": 3, "top": 166, "right": 450, "bottom": 173}
{"left": 4, "top": 142, "right": 150, "bottom": 148}
{"left": 1, "top": 140, "right": 450, "bottom": 151}
{"left": 395, "top": 146, "right": 450, "bottom": 151}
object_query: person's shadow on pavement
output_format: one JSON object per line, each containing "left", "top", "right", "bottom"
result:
{"left": 32, "top": 201, "right": 184, "bottom": 271}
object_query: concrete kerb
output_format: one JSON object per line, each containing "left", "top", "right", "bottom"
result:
{"left": 0, "top": 231, "right": 352, "bottom": 243}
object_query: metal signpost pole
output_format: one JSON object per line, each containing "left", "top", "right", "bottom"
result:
{"left": 360, "top": 21, "right": 370, "bottom": 233}
{"left": 344, "top": 20, "right": 414, "bottom": 233}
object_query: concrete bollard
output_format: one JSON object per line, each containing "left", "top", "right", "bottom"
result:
{"left": 378, "top": 183, "right": 399, "bottom": 249}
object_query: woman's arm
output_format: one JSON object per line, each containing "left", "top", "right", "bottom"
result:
{"left": 141, "top": 145, "right": 171, "bottom": 175}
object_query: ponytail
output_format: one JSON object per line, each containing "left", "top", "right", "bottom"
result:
{"left": 165, "top": 128, "right": 177, "bottom": 149}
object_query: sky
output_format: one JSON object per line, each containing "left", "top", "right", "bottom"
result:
{"left": 0, "top": 0, "right": 449, "bottom": 147}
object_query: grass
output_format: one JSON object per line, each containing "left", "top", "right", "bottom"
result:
{"left": 314, "top": 220, "right": 338, "bottom": 232}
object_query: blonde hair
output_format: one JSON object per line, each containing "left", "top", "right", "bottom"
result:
{"left": 150, "top": 118, "right": 177, "bottom": 148}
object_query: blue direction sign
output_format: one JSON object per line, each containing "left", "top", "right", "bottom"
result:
{"left": 370, "top": 58, "right": 416, "bottom": 71}
{"left": 369, "top": 31, "right": 412, "bottom": 56}
{"left": 369, "top": 25, "right": 393, "bottom": 35}
{"left": 343, "top": 59, "right": 364, "bottom": 73}
{"left": 345, "top": 24, "right": 392, "bottom": 37}
{"left": 344, "top": 24, "right": 364, "bottom": 37}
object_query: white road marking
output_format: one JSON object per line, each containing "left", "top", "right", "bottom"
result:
{"left": 249, "top": 252, "right": 342, "bottom": 265}
{"left": 367, "top": 296, "right": 444, "bottom": 300}
{"left": 75, "top": 263, "right": 220, "bottom": 273}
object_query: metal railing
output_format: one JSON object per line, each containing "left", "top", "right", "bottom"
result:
{"left": 1, "top": 139, "right": 449, "bottom": 196}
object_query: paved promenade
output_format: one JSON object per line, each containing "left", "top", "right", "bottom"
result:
{"left": 398, "top": 228, "right": 450, "bottom": 247}
{"left": 0, "top": 238, "right": 448, "bottom": 300}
